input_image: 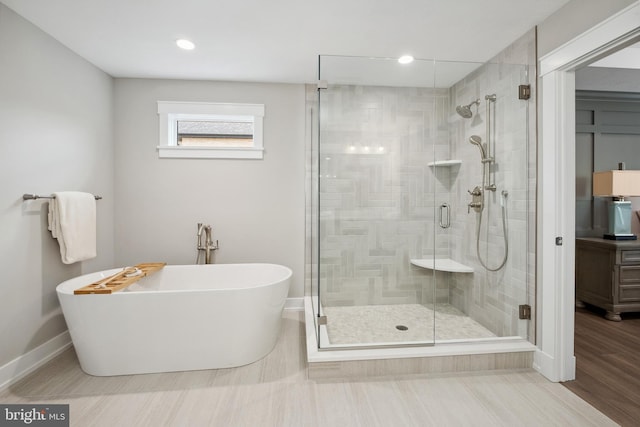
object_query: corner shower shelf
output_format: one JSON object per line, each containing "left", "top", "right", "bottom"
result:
{"left": 410, "top": 258, "right": 474, "bottom": 273}
{"left": 427, "top": 160, "right": 462, "bottom": 167}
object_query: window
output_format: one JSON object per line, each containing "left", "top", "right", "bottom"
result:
{"left": 177, "top": 120, "right": 254, "bottom": 147}
{"left": 157, "top": 101, "right": 265, "bottom": 159}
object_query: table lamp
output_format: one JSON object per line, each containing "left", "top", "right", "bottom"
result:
{"left": 593, "top": 163, "right": 640, "bottom": 240}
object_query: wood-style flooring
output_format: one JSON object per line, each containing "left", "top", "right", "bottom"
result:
{"left": 563, "top": 306, "right": 640, "bottom": 427}
{"left": 0, "top": 311, "right": 616, "bottom": 427}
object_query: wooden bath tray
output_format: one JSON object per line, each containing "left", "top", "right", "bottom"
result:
{"left": 74, "top": 262, "right": 166, "bottom": 295}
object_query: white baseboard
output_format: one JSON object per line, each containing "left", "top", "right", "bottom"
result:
{"left": 533, "top": 348, "right": 576, "bottom": 382}
{"left": 0, "top": 331, "right": 72, "bottom": 391}
{"left": 284, "top": 297, "right": 304, "bottom": 311}
{"left": 533, "top": 349, "right": 558, "bottom": 382}
{"left": 533, "top": 349, "right": 557, "bottom": 382}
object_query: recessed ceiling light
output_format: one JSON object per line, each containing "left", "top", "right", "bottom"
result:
{"left": 398, "top": 55, "right": 414, "bottom": 65}
{"left": 176, "top": 39, "right": 195, "bottom": 50}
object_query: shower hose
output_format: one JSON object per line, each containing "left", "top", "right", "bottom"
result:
{"left": 476, "top": 189, "right": 509, "bottom": 271}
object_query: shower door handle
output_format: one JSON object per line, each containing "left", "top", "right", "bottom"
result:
{"left": 439, "top": 203, "right": 450, "bottom": 228}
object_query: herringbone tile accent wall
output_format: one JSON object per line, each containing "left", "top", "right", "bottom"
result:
{"left": 317, "top": 85, "right": 450, "bottom": 307}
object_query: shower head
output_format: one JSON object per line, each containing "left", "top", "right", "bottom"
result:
{"left": 456, "top": 99, "right": 480, "bottom": 118}
{"left": 469, "top": 135, "right": 487, "bottom": 159}
{"left": 456, "top": 105, "right": 473, "bottom": 119}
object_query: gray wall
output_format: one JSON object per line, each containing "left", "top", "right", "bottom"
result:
{"left": 575, "top": 92, "right": 640, "bottom": 238}
{"left": 576, "top": 67, "right": 640, "bottom": 93}
{"left": 575, "top": 68, "right": 640, "bottom": 238}
{"left": 0, "top": 4, "right": 114, "bottom": 367}
{"left": 537, "top": 0, "right": 637, "bottom": 56}
{"left": 113, "top": 79, "right": 306, "bottom": 297}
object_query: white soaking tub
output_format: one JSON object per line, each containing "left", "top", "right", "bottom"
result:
{"left": 56, "top": 263, "right": 292, "bottom": 376}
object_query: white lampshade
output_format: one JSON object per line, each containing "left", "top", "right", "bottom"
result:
{"left": 593, "top": 170, "right": 640, "bottom": 197}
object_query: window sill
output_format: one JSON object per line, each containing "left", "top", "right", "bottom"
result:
{"left": 157, "top": 146, "right": 264, "bottom": 159}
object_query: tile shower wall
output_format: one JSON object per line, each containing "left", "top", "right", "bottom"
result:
{"left": 448, "top": 29, "right": 536, "bottom": 339}
{"left": 317, "top": 85, "right": 452, "bottom": 307}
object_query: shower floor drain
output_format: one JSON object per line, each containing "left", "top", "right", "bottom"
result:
{"left": 395, "top": 325, "right": 409, "bottom": 331}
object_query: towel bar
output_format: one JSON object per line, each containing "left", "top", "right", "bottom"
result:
{"left": 23, "top": 193, "right": 102, "bottom": 201}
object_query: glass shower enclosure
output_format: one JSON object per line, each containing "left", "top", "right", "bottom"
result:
{"left": 309, "top": 55, "right": 532, "bottom": 350}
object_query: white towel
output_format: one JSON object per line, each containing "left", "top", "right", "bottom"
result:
{"left": 48, "top": 191, "right": 97, "bottom": 264}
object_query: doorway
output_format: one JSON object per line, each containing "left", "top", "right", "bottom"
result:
{"left": 536, "top": 2, "right": 640, "bottom": 382}
{"left": 565, "top": 61, "right": 640, "bottom": 424}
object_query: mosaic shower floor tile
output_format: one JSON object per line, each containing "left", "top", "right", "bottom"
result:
{"left": 323, "top": 303, "right": 495, "bottom": 345}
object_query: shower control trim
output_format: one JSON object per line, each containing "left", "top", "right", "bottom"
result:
{"left": 468, "top": 202, "right": 482, "bottom": 213}
{"left": 467, "top": 186, "right": 483, "bottom": 213}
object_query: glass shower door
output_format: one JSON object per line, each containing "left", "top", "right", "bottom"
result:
{"left": 315, "top": 55, "right": 438, "bottom": 349}
{"left": 312, "top": 56, "right": 533, "bottom": 349}
{"left": 433, "top": 59, "right": 532, "bottom": 343}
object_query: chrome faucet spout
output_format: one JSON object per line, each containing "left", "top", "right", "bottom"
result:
{"left": 204, "top": 225, "right": 212, "bottom": 264}
{"left": 196, "top": 223, "right": 219, "bottom": 264}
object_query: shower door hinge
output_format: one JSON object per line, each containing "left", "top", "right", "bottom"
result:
{"left": 518, "top": 84, "right": 531, "bottom": 100}
{"left": 519, "top": 304, "right": 531, "bottom": 320}
{"left": 317, "top": 80, "right": 328, "bottom": 90}
{"left": 318, "top": 315, "right": 327, "bottom": 325}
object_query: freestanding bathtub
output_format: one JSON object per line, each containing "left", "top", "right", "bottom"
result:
{"left": 56, "top": 263, "right": 292, "bottom": 376}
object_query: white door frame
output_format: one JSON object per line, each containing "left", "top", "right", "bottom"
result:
{"left": 535, "top": 2, "right": 640, "bottom": 382}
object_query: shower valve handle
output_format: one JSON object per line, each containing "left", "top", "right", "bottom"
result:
{"left": 468, "top": 188, "right": 482, "bottom": 196}
{"left": 468, "top": 201, "right": 482, "bottom": 213}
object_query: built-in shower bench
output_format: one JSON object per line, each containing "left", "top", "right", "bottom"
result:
{"left": 410, "top": 258, "right": 473, "bottom": 273}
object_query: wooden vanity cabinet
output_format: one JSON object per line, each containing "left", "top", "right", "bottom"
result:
{"left": 576, "top": 237, "right": 640, "bottom": 321}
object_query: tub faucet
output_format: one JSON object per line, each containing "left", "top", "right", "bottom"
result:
{"left": 196, "top": 223, "right": 219, "bottom": 264}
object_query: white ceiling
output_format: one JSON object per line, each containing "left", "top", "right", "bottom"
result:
{"left": 590, "top": 42, "right": 640, "bottom": 69}
{"left": 2, "top": 0, "right": 572, "bottom": 84}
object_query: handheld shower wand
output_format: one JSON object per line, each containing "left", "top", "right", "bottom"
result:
{"left": 468, "top": 135, "right": 487, "bottom": 160}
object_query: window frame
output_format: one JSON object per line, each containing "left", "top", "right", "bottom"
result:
{"left": 157, "top": 101, "right": 265, "bottom": 159}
